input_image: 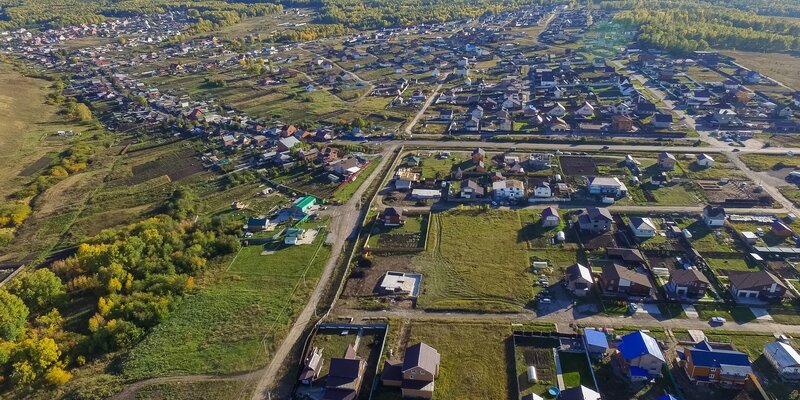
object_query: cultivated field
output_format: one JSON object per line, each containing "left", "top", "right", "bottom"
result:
{"left": 723, "top": 50, "right": 800, "bottom": 90}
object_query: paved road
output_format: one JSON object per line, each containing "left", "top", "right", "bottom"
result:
{"left": 404, "top": 83, "right": 443, "bottom": 134}
{"left": 249, "top": 145, "right": 397, "bottom": 400}
{"left": 338, "top": 307, "right": 800, "bottom": 335}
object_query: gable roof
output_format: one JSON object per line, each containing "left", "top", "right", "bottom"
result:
{"left": 402, "top": 342, "right": 440, "bottom": 374}
{"left": 585, "top": 207, "right": 612, "bottom": 222}
{"left": 618, "top": 331, "right": 665, "bottom": 362}
{"left": 541, "top": 206, "right": 559, "bottom": 219}
{"left": 670, "top": 268, "right": 709, "bottom": 285}
{"left": 688, "top": 339, "right": 751, "bottom": 369}
{"left": 606, "top": 248, "right": 645, "bottom": 263}
{"left": 728, "top": 271, "right": 786, "bottom": 291}
{"left": 764, "top": 341, "right": 800, "bottom": 368}
{"left": 566, "top": 263, "right": 592, "bottom": 283}
{"left": 703, "top": 205, "right": 725, "bottom": 218}
{"left": 602, "top": 264, "right": 652, "bottom": 288}
{"left": 629, "top": 217, "right": 656, "bottom": 231}
{"left": 559, "top": 385, "right": 601, "bottom": 400}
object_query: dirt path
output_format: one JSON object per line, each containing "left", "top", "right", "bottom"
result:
{"left": 404, "top": 83, "right": 442, "bottom": 134}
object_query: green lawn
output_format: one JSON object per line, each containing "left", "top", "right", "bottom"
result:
{"left": 332, "top": 156, "right": 382, "bottom": 203}
{"left": 419, "top": 155, "right": 466, "bottom": 179}
{"left": 704, "top": 331, "right": 778, "bottom": 359}
{"left": 704, "top": 255, "right": 761, "bottom": 273}
{"left": 414, "top": 209, "right": 534, "bottom": 312}
{"left": 740, "top": 154, "right": 800, "bottom": 172}
{"left": 133, "top": 381, "right": 246, "bottom": 400}
{"left": 122, "top": 233, "right": 331, "bottom": 379}
{"left": 367, "top": 213, "right": 427, "bottom": 248}
{"left": 558, "top": 351, "right": 595, "bottom": 389}
{"left": 678, "top": 219, "right": 742, "bottom": 253}
{"left": 694, "top": 305, "right": 756, "bottom": 323}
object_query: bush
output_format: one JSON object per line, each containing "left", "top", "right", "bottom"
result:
{"left": 65, "top": 374, "right": 123, "bottom": 400}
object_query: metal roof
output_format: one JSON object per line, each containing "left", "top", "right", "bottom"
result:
{"left": 618, "top": 331, "right": 665, "bottom": 362}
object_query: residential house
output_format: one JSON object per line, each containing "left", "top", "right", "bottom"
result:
{"left": 658, "top": 152, "right": 676, "bottom": 170}
{"left": 712, "top": 109, "right": 740, "bottom": 126}
{"left": 558, "top": 385, "right": 601, "bottom": 400}
{"left": 493, "top": 179, "right": 526, "bottom": 201}
{"left": 616, "top": 331, "right": 666, "bottom": 380}
{"left": 578, "top": 207, "right": 614, "bottom": 233}
{"left": 696, "top": 153, "right": 715, "bottom": 168}
{"left": 278, "top": 136, "right": 301, "bottom": 152}
{"left": 324, "top": 345, "right": 367, "bottom": 400}
{"left": 246, "top": 217, "right": 269, "bottom": 231}
{"left": 703, "top": 205, "right": 725, "bottom": 228}
{"left": 284, "top": 228, "right": 307, "bottom": 245}
{"left": 547, "top": 102, "right": 567, "bottom": 117}
{"left": 460, "top": 179, "right": 484, "bottom": 199}
{"left": 587, "top": 176, "right": 628, "bottom": 198}
{"left": 606, "top": 248, "right": 646, "bottom": 266}
{"left": 728, "top": 271, "right": 787, "bottom": 303}
{"left": 628, "top": 217, "right": 656, "bottom": 238}
{"left": 472, "top": 148, "right": 486, "bottom": 162}
{"left": 333, "top": 158, "right": 363, "bottom": 176}
{"left": 599, "top": 264, "right": 654, "bottom": 297}
{"left": 575, "top": 101, "right": 595, "bottom": 118}
{"left": 533, "top": 182, "right": 552, "bottom": 198}
{"left": 381, "top": 342, "right": 441, "bottom": 399}
{"left": 612, "top": 115, "right": 634, "bottom": 132}
{"left": 683, "top": 339, "right": 752, "bottom": 386}
{"left": 299, "top": 347, "right": 323, "bottom": 385}
{"left": 382, "top": 207, "right": 407, "bottom": 226}
{"left": 293, "top": 196, "right": 317, "bottom": 215}
{"left": 771, "top": 220, "right": 795, "bottom": 237}
{"left": 652, "top": 113, "right": 673, "bottom": 129}
{"left": 666, "top": 269, "right": 709, "bottom": 299}
{"left": 565, "top": 263, "right": 593, "bottom": 297}
{"left": 541, "top": 206, "right": 561, "bottom": 228}
{"left": 764, "top": 340, "right": 800, "bottom": 381}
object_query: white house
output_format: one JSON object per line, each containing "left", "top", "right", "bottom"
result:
{"left": 764, "top": 341, "right": 800, "bottom": 381}
{"left": 703, "top": 205, "right": 725, "bottom": 228}
{"left": 540, "top": 206, "right": 561, "bottom": 227}
{"left": 547, "top": 102, "right": 567, "bottom": 117}
{"left": 565, "top": 263, "right": 593, "bottom": 297}
{"left": 575, "top": 101, "right": 595, "bottom": 118}
{"left": 493, "top": 179, "right": 525, "bottom": 201}
{"left": 533, "top": 182, "right": 552, "bottom": 198}
{"left": 696, "top": 153, "right": 714, "bottom": 168}
{"left": 628, "top": 217, "right": 656, "bottom": 238}
{"left": 587, "top": 176, "right": 628, "bottom": 198}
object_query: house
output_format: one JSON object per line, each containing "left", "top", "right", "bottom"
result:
{"left": 547, "top": 102, "right": 567, "bottom": 117}
{"left": 703, "top": 205, "right": 725, "bottom": 228}
{"left": 578, "top": 207, "right": 613, "bottom": 233}
{"left": 324, "top": 345, "right": 367, "bottom": 400}
{"left": 278, "top": 136, "right": 301, "bottom": 152}
{"left": 533, "top": 181, "right": 552, "bottom": 198}
{"left": 493, "top": 179, "right": 526, "bottom": 201}
{"left": 382, "top": 207, "right": 407, "bottom": 226}
{"left": 460, "top": 179, "right": 484, "bottom": 199}
{"left": 658, "top": 152, "right": 676, "bottom": 170}
{"left": 379, "top": 272, "right": 417, "bottom": 295}
{"left": 666, "top": 269, "right": 709, "bottom": 299}
{"left": 381, "top": 342, "right": 441, "bottom": 399}
{"left": 292, "top": 196, "right": 317, "bottom": 215}
{"left": 540, "top": 206, "right": 561, "bottom": 227}
{"left": 587, "top": 176, "right": 628, "bottom": 198}
{"left": 771, "top": 220, "right": 795, "bottom": 237}
{"left": 600, "top": 264, "right": 654, "bottom": 297}
{"left": 583, "top": 329, "right": 610, "bottom": 358}
{"left": 472, "top": 148, "right": 486, "bottom": 162}
{"left": 616, "top": 331, "right": 665, "bottom": 380}
{"left": 606, "top": 248, "right": 646, "bottom": 266}
{"left": 246, "top": 217, "right": 269, "bottom": 231}
{"left": 558, "top": 385, "right": 601, "bottom": 400}
{"left": 628, "top": 217, "right": 657, "bottom": 238}
{"left": 652, "top": 113, "right": 673, "bottom": 129}
{"left": 333, "top": 158, "right": 363, "bottom": 176}
{"left": 612, "top": 115, "right": 634, "bottom": 132}
{"left": 728, "top": 271, "right": 787, "bottom": 303}
{"left": 764, "top": 340, "right": 800, "bottom": 381}
{"left": 683, "top": 339, "right": 751, "bottom": 386}
{"left": 565, "top": 263, "right": 593, "bottom": 297}
{"left": 696, "top": 153, "right": 714, "bottom": 168}
{"left": 299, "top": 347, "right": 323, "bottom": 385}
{"left": 712, "top": 109, "right": 739, "bottom": 126}
{"left": 575, "top": 101, "right": 595, "bottom": 118}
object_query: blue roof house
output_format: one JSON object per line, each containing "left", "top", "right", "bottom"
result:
{"left": 616, "top": 331, "right": 665, "bottom": 381}
{"left": 583, "top": 329, "right": 609, "bottom": 358}
{"left": 683, "top": 339, "right": 751, "bottom": 386}
{"left": 656, "top": 395, "right": 678, "bottom": 400}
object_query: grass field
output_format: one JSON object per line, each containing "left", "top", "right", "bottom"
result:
{"left": 133, "top": 380, "right": 246, "bottom": 400}
{"left": 414, "top": 210, "right": 534, "bottom": 312}
{"left": 694, "top": 305, "right": 756, "bottom": 324}
{"left": 739, "top": 154, "right": 800, "bottom": 172}
{"left": 558, "top": 351, "right": 595, "bottom": 389}
{"left": 123, "top": 233, "right": 331, "bottom": 379}
{"left": 723, "top": 50, "right": 800, "bottom": 90}
{"left": 704, "top": 330, "right": 777, "bottom": 359}
{"left": 398, "top": 321, "right": 513, "bottom": 399}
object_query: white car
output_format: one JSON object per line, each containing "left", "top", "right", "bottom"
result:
{"left": 709, "top": 317, "right": 727, "bottom": 325}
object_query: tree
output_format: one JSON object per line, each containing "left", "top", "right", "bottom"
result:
{"left": 70, "top": 103, "right": 92, "bottom": 121}
{"left": 0, "top": 290, "right": 28, "bottom": 340}
{"left": 7, "top": 269, "right": 66, "bottom": 313}
{"left": 45, "top": 365, "right": 72, "bottom": 385}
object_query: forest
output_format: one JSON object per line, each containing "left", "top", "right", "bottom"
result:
{"left": 610, "top": 2, "right": 800, "bottom": 53}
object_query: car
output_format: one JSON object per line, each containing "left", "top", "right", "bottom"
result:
{"left": 601, "top": 145, "right": 610, "bottom": 150}
{"left": 709, "top": 317, "right": 727, "bottom": 325}
{"left": 732, "top": 148, "right": 740, "bottom": 152}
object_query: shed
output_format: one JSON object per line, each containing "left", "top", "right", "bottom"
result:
{"left": 584, "top": 328, "right": 610, "bottom": 356}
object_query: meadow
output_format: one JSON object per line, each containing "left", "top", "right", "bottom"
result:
{"left": 122, "top": 233, "right": 331, "bottom": 379}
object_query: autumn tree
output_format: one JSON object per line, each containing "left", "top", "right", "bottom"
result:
{"left": 7, "top": 269, "right": 66, "bottom": 313}
{"left": 0, "top": 290, "right": 28, "bottom": 340}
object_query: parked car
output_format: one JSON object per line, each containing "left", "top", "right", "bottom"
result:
{"left": 709, "top": 317, "right": 727, "bottom": 325}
